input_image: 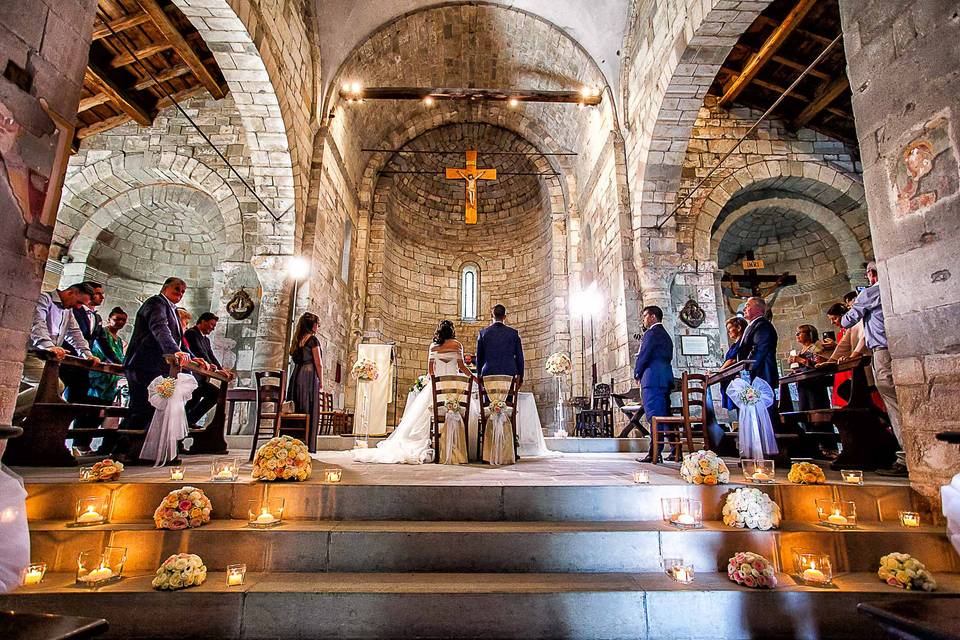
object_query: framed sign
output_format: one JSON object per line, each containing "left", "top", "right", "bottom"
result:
{"left": 742, "top": 259, "right": 765, "bottom": 270}
{"left": 680, "top": 335, "right": 710, "bottom": 356}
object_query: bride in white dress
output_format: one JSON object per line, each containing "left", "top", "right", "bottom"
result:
{"left": 354, "top": 321, "right": 476, "bottom": 465}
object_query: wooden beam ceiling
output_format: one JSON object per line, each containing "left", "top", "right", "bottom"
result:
{"left": 718, "top": 0, "right": 818, "bottom": 107}
{"left": 793, "top": 75, "right": 850, "bottom": 128}
{"left": 85, "top": 63, "right": 152, "bottom": 126}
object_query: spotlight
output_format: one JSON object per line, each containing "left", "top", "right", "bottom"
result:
{"left": 287, "top": 256, "right": 311, "bottom": 281}
{"left": 342, "top": 82, "right": 351, "bottom": 93}
{"left": 350, "top": 81, "right": 362, "bottom": 94}
{"left": 508, "top": 98, "right": 519, "bottom": 108}
{"left": 424, "top": 95, "right": 435, "bottom": 106}
{"left": 580, "top": 86, "right": 591, "bottom": 98}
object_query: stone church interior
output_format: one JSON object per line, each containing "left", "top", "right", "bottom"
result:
{"left": 0, "top": 0, "right": 959, "bottom": 638}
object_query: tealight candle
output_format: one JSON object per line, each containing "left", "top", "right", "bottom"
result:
{"left": 672, "top": 513, "right": 696, "bottom": 526}
{"left": 553, "top": 429, "right": 566, "bottom": 439}
{"left": 170, "top": 466, "right": 185, "bottom": 481}
{"left": 226, "top": 563, "right": 246, "bottom": 586}
{"left": 74, "top": 496, "right": 109, "bottom": 526}
{"left": 802, "top": 566, "right": 827, "bottom": 583}
{"left": 669, "top": 564, "right": 695, "bottom": 584}
{"left": 81, "top": 566, "right": 114, "bottom": 582}
{"left": 741, "top": 459, "right": 775, "bottom": 484}
{"left": 793, "top": 550, "right": 833, "bottom": 586}
{"left": 77, "top": 506, "right": 104, "bottom": 524}
{"left": 255, "top": 509, "right": 276, "bottom": 525}
{"left": 899, "top": 511, "right": 920, "bottom": 527}
{"left": 841, "top": 470, "right": 863, "bottom": 485}
{"left": 211, "top": 457, "right": 239, "bottom": 482}
{"left": 827, "top": 511, "right": 848, "bottom": 526}
{"left": 323, "top": 468, "right": 342, "bottom": 483}
{"left": 248, "top": 497, "right": 284, "bottom": 528}
{"left": 661, "top": 497, "right": 703, "bottom": 529}
{"left": 22, "top": 563, "right": 46, "bottom": 585}
{"left": 77, "top": 546, "right": 125, "bottom": 587}
{"left": 816, "top": 499, "right": 856, "bottom": 529}
{"left": 354, "top": 439, "right": 369, "bottom": 449}
{"left": 633, "top": 470, "right": 650, "bottom": 484}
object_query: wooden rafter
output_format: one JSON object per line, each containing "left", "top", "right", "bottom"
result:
{"left": 718, "top": 0, "right": 818, "bottom": 107}
{"left": 135, "top": 0, "right": 226, "bottom": 99}
{"left": 110, "top": 42, "right": 173, "bottom": 68}
{"left": 92, "top": 11, "right": 151, "bottom": 40}
{"left": 76, "top": 84, "right": 205, "bottom": 139}
{"left": 793, "top": 75, "right": 850, "bottom": 128}
{"left": 85, "top": 62, "right": 152, "bottom": 125}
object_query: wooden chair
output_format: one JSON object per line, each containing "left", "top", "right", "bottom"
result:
{"left": 650, "top": 372, "right": 707, "bottom": 464}
{"left": 477, "top": 375, "right": 520, "bottom": 463}
{"left": 575, "top": 381, "right": 615, "bottom": 437}
{"left": 318, "top": 391, "right": 336, "bottom": 435}
{"left": 430, "top": 374, "right": 473, "bottom": 464}
{"left": 250, "top": 370, "right": 310, "bottom": 461}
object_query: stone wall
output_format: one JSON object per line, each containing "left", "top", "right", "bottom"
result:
{"left": 839, "top": 0, "right": 960, "bottom": 502}
{"left": 0, "top": 0, "right": 98, "bottom": 431}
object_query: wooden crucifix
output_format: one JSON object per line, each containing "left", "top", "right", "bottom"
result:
{"left": 445, "top": 150, "right": 496, "bottom": 224}
{"left": 721, "top": 250, "right": 797, "bottom": 298}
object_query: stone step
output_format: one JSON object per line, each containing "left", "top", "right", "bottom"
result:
{"left": 23, "top": 480, "right": 929, "bottom": 523}
{"left": 4, "top": 572, "right": 958, "bottom": 639}
{"left": 27, "top": 519, "right": 959, "bottom": 574}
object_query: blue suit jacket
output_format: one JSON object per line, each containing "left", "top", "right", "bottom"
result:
{"left": 476, "top": 322, "right": 524, "bottom": 380}
{"left": 124, "top": 294, "right": 183, "bottom": 378}
{"left": 737, "top": 316, "right": 779, "bottom": 387}
{"left": 633, "top": 323, "right": 674, "bottom": 389}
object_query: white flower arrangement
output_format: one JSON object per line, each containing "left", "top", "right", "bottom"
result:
{"left": 727, "top": 551, "right": 777, "bottom": 589}
{"left": 878, "top": 552, "right": 937, "bottom": 591}
{"left": 410, "top": 374, "right": 428, "bottom": 394}
{"left": 252, "top": 435, "right": 312, "bottom": 481}
{"left": 680, "top": 449, "right": 730, "bottom": 485}
{"left": 152, "top": 553, "right": 207, "bottom": 591}
{"left": 443, "top": 393, "right": 461, "bottom": 414}
{"left": 736, "top": 384, "right": 761, "bottom": 406}
{"left": 351, "top": 358, "right": 379, "bottom": 381}
{"left": 490, "top": 399, "right": 508, "bottom": 414}
{"left": 722, "top": 487, "right": 781, "bottom": 530}
{"left": 545, "top": 352, "right": 572, "bottom": 376}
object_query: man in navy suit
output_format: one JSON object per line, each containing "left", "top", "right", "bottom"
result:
{"left": 184, "top": 312, "right": 235, "bottom": 428}
{"left": 62, "top": 281, "right": 104, "bottom": 449}
{"left": 121, "top": 277, "right": 192, "bottom": 435}
{"left": 737, "top": 296, "right": 780, "bottom": 426}
{"left": 475, "top": 304, "right": 524, "bottom": 388}
{"left": 634, "top": 305, "right": 675, "bottom": 463}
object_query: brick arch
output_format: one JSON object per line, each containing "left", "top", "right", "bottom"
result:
{"left": 171, "top": 0, "right": 298, "bottom": 236}
{"left": 691, "top": 160, "right": 866, "bottom": 262}
{"left": 58, "top": 152, "right": 247, "bottom": 262}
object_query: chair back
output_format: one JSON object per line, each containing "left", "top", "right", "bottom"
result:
{"left": 681, "top": 373, "right": 707, "bottom": 419}
{"left": 255, "top": 370, "right": 286, "bottom": 413}
{"left": 592, "top": 382, "right": 612, "bottom": 411}
{"left": 431, "top": 374, "right": 474, "bottom": 427}
{"left": 477, "top": 374, "right": 519, "bottom": 461}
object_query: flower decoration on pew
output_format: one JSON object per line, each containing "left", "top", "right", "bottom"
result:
{"left": 444, "top": 393, "right": 461, "bottom": 414}
{"left": 878, "top": 553, "right": 937, "bottom": 591}
{"left": 154, "top": 486, "right": 212, "bottom": 530}
{"left": 252, "top": 435, "right": 312, "bottom": 481}
{"left": 721, "top": 487, "right": 781, "bottom": 530}
{"left": 88, "top": 458, "right": 124, "bottom": 481}
{"left": 351, "top": 358, "right": 379, "bottom": 381}
{"left": 727, "top": 551, "right": 778, "bottom": 589}
{"left": 787, "top": 461, "right": 826, "bottom": 484}
{"left": 680, "top": 450, "right": 730, "bottom": 485}
{"left": 152, "top": 553, "right": 207, "bottom": 591}
{"left": 152, "top": 377, "right": 177, "bottom": 399}
{"left": 545, "top": 352, "right": 572, "bottom": 376}
{"left": 490, "top": 399, "right": 508, "bottom": 415}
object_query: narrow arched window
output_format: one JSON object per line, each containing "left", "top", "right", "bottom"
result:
{"left": 461, "top": 263, "right": 479, "bottom": 321}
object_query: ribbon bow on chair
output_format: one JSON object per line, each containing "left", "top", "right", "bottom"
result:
{"left": 441, "top": 393, "right": 465, "bottom": 464}
{"left": 726, "top": 377, "right": 778, "bottom": 460}
{"left": 486, "top": 392, "right": 511, "bottom": 466}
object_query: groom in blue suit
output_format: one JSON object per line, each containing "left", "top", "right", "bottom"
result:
{"left": 475, "top": 304, "right": 524, "bottom": 388}
{"left": 634, "top": 305, "right": 675, "bottom": 463}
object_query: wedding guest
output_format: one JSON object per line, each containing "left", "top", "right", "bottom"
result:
{"left": 843, "top": 291, "right": 858, "bottom": 308}
{"left": 843, "top": 262, "right": 905, "bottom": 476}
{"left": 736, "top": 296, "right": 779, "bottom": 427}
{"left": 0, "top": 429, "right": 28, "bottom": 593}
{"left": 14, "top": 283, "right": 99, "bottom": 423}
{"left": 184, "top": 312, "right": 234, "bottom": 428}
{"left": 288, "top": 312, "right": 323, "bottom": 453}
{"left": 87, "top": 307, "right": 127, "bottom": 408}
{"left": 65, "top": 282, "right": 106, "bottom": 446}
{"left": 719, "top": 316, "right": 748, "bottom": 412}
{"left": 634, "top": 305, "right": 674, "bottom": 463}
{"left": 789, "top": 324, "right": 830, "bottom": 411}
{"left": 823, "top": 302, "right": 865, "bottom": 406}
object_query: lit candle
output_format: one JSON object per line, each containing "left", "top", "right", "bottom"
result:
{"left": 355, "top": 440, "right": 369, "bottom": 449}
{"left": 900, "top": 512, "right": 920, "bottom": 527}
{"left": 227, "top": 572, "right": 244, "bottom": 586}
{"left": 77, "top": 506, "right": 104, "bottom": 524}
{"left": 23, "top": 567, "right": 44, "bottom": 585}
{"left": 802, "top": 564, "right": 827, "bottom": 584}
{"left": 255, "top": 508, "right": 276, "bottom": 525}
{"left": 826, "top": 510, "right": 848, "bottom": 526}
{"left": 672, "top": 513, "right": 696, "bottom": 526}
{"left": 324, "top": 469, "right": 342, "bottom": 483}
{"left": 674, "top": 568, "right": 689, "bottom": 581}
{"left": 842, "top": 470, "right": 863, "bottom": 484}
{"left": 216, "top": 468, "right": 234, "bottom": 479}
{"left": 633, "top": 471, "right": 650, "bottom": 484}
{"left": 170, "top": 469, "right": 184, "bottom": 481}
{"left": 669, "top": 565, "right": 694, "bottom": 583}
{"left": 751, "top": 471, "right": 770, "bottom": 482}
{"left": 81, "top": 566, "right": 114, "bottom": 582}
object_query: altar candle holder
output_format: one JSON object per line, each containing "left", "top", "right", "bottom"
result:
{"left": 661, "top": 497, "right": 703, "bottom": 529}
{"left": 226, "top": 563, "right": 247, "bottom": 587}
{"left": 21, "top": 562, "right": 47, "bottom": 586}
{"left": 169, "top": 465, "right": 185, "bottom": 481}
{"left": 898, "top": 511, "right": 921, "bottom": 528}
{"left": 73, "top": 496, "right": 109, "bottom": 527}
{"left": 741, "top": 459, "right": 775, "bottom": 484}
{"left": 247, "top": 497, "right": 284, "bottom": 528}
{"left": 815, "top": 498, "right": 857, "bottom": 529}
{"left": 322, "top": 468, "right": 342, "bottom": 483}
{"left": 211, "top": 457, "right": 239, "bottom": 482}
{"left": 792, "top": 549, "right": 833, "bottom": 586}
{"left": 76, "top": 546, "right": 125, "bottom": 587}
{"left": 841, "top": 470, "right": 863, "bottom": 485}
{"left": 633, "top": 470, "right": 650, "bottom": 484}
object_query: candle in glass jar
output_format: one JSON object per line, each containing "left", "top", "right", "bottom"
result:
{"left": 77, "top": 506, "right": 104, "bottom": 524}
{"left": 633, "top": 470, "right": 650, "bottom": 484}
{"left": 23, "top": 567, "right": 44, "bottom": 585}
{"left": 826, "top": 510, "right": 848, "bottom": 526}
{"left": 170, "top": 469, "right": 184, "bottom": 481}
{"left": 802, "top": 565, "right": 827, "bottom": 583}
{"left": 227, "top": 572, "right": 243, "bottom": 586}
{"left": 900, "top": 512, "right": 920, "bottom": 527}
{"left": 255, "top": 509, "right": 276, "bottom": 525}
{"left": 672, "top": 513, "right": 696, "bottom": 526}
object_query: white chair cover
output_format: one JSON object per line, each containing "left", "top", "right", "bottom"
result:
{"left": 140, "top": 373, "right": 199, "bottom": 466}
{"left": 727, "top": 377, "right": 778, "bottom": 459}
{"left": 482, "top": 388, "right": 516, "bottom": 466}
{"left": 440, "top": 400, "right": 468, "bottom": 465}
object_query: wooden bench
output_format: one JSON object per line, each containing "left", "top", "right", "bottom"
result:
{"left": 5, "top": 351, "right": 131, "bottom": 467}
{"left": 778, "top": 356, "right": 898, "bottom": 470}
{"left": 164, "top": 355, "right": 231, "bottom": 455}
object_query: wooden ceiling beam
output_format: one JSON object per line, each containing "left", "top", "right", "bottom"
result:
{"left": 770, "top": 55, "right": 831, "bottom": 81}
{"left": 792, "top": 75, "right": 850, "bottom": 128}
{"left": 132, "top": 63, "right": 192, "bottom": 91}
{"left": 78, "top": 93, "right": 112, "bottom": 112}
{"left": 719, "top": 0, "right": 818, "bottom": 107}
{"left": 85, "top": 62, "right": 152, "bottom": 126}
{"left": 92, "top": 11, "right": 151, "bottom": 40}
{"left": 135, "top": 0, "right": 226, "bottom": 99}
{"left": 76, "top": 84, "right": 205, "bottom": 140}
{"left": 110, "top": 42, "right": 173, "bottom": 68}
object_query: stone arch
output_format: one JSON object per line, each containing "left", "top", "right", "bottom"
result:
{"left": 692, "top": 160, "right": 867, "bottom": 262}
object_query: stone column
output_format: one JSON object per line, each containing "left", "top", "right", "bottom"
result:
{"left": 839, "top": 0, "right": 960, "bottom": 504}
{"left": 0, "top": 0, "right": 98, "bottom": 440}
{"left": 251, "top": 255, "right": 292, "bottom": 372}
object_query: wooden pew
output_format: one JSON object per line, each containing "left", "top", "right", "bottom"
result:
{"left": 5, "top": 351, "right": 130, "bottom": 467}
{"left": 701, "top": 360, "right": 754, "bottom": 453}
{"left": 164, "top": 355, "right": 231, "bottom": 455}
{"left": 778, "top": 356, "right": 898, "bottom": 470}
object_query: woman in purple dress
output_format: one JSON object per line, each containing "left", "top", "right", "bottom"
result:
{"left": 288, "top": 312, "right": 324, "bottom": 453}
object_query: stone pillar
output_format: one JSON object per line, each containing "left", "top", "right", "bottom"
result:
{"left": 839, "top": 0, "right": 960, "bottom": 504}
{"left": 251, "top": 255, "right": 292, "bottom": 371}
{"left": 0, "top": 0, "right": 97, "bottom": 439}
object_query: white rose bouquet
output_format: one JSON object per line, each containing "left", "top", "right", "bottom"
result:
{"left": 680, "top": 449, "right": 730, "bottom": 485}
{"left": 152, "top": 553, "right": 207, "bottom": 591}
{"left": 352, "top": 358, "right": 379, "bottom": 381}
{"left": 252, "top": 435, "right": 312, "bottom": 481}
{"left": 545, "top": 352, "right": 572, "bottom": 376}
{"left": 878, "top": 552, "right": 937, "bottom": 591}
{"left": 722, "top": 487, "right": 781, "bottom": 530}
